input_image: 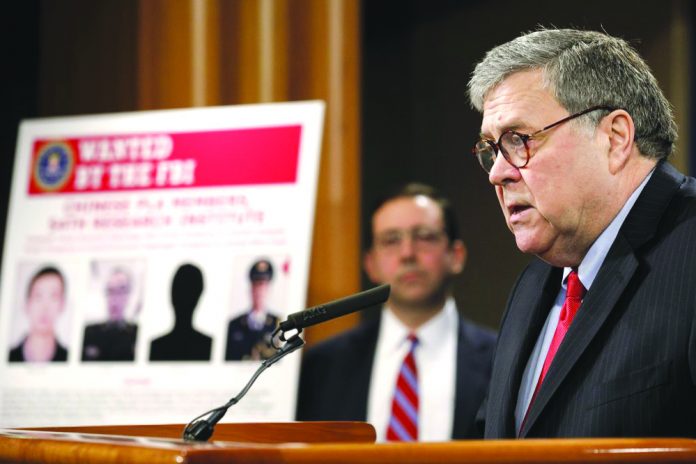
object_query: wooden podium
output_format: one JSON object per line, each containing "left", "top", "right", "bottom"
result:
{"left": 2, "top": 422, "right": 696, "bottom": 463}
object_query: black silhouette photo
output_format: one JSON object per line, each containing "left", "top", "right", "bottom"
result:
{"left": 149, "top": 263, "right": 212, "bottom": 361}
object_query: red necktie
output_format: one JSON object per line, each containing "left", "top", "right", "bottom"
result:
{"left": 386, "top": 334, "right": 419, "bottom": 441}
{"left": 522, "top": 269, "right": 585, "bottom": 429}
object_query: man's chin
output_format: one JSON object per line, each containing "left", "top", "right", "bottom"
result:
{"left": 390, "top": 289, "right": 438, "bottom": 308}
{"left": 514, "top": 236, "right": 569, "bottom": 266}
{"left": 513, "top": 232, "right": 546, "bottom": 255}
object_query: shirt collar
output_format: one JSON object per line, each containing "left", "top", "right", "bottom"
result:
{"left": 381, "top": 297, "right": 458, "bottom": 351}
{"left": 563, "top": 168, "right": 654, "bottom": 289}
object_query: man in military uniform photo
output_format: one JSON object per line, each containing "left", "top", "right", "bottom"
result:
{"left": 225, "top": 259, "right": 280, "bottom": 361}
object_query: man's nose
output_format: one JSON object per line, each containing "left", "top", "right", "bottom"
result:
{"left": 398, "top": 235, "right": 417, "bottom": 258}
{"left": 488, "top": 151, "right": 521, "bottom": 186}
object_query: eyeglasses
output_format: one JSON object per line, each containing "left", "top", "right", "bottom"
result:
{"left": 472, "top": 106, "right": 617, "bottom": 173}
{"left": 107, "top": 284, "right": 131, "bottom": 296}
{"left": 374, "top": 227, "right": 447, "bottom": 253}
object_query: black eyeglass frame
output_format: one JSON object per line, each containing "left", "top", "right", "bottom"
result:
{"left": 472, "top": 106, "right": 619, "bottom": 173}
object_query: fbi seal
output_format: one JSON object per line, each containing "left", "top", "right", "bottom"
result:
{"left": 33, "top": 142, "right": 74, "bottom": 191}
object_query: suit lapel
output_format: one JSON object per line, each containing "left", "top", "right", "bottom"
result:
{"left": 340, "top": 315, "right": 380, "bottom": 420}
{"left": 519, "top": 161, "right": 683, "bottom": 436}
{"left": 453, "top": 316, "right": 487, "bottom": 438}
{"left": 487, "top": 262, "right": 561, "bottom": 437}
{"left": 520, "top": 238, "right": 638, "bottom": 435}
{"left": 453, "top": 318, "right": 470, "bottom": 438}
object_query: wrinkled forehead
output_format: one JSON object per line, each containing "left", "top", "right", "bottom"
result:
{"left": 480, "top": 70, "right": 564, "bottom": 137}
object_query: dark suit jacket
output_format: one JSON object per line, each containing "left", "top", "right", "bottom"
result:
{"left": 225, "top": 312, "right": 279, "bottom": 361}
{"left": 8, "top": 337, "right": 68, "bottom": 362}
{"left": 82, "top": 321, "right": 137, "bottom": 361}
{"left": 149, "top": 328, "right": 212, "bottom": 361}
{"left": 296, "top": 309, "right": 496, "bottom": 439}
{"left": 484, "top": 162, "right": 696, "bottom": 438}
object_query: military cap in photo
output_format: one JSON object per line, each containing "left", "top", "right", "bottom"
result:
{"left": 249, "top": 259, "right": 274, "bottom": 281}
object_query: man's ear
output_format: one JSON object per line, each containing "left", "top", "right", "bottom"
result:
{"left": 449, "top": 240, "right": 467, "bottom": 274}
{"left": 603, "top": 109, "right": 635, "bottom": 175}
{"left": 363, "top": 250, "right": 380, "bottom": 284}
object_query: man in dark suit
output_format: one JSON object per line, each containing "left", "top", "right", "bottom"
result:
{"left": 297, "top": 183, "right": 496, "bottom": 441}
{"left": 225, "top": 259, "right": 280, "bottom": 361}
{"left": 468, "top": 28, "right": 696, "bottom": 437}
{"left": 82, "top": 268, "right": 138, "bottom": 362}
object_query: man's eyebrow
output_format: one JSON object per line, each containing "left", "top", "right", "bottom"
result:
{"left": 376, "top": 227, "right": 402, "bottom": 235}
{"left": 479, "top": 119, "right": 531, "bottom": 139}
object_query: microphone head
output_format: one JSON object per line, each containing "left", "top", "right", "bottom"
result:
{"left": 278, "top": 284, "right": 390, "bottom": 331}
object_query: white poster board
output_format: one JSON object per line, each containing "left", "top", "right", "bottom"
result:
{"left": 0, "top": 101, "right": 324, "bottom": 427}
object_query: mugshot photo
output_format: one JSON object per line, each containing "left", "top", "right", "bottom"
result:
{"left": 225, "top": 255, "right": 290, "bottom": 361}
{"left": 7, "top": 263, "right": 73, "bottom": 363}
{"left": 81, "top": 259, "right": 146, "bottom": 362}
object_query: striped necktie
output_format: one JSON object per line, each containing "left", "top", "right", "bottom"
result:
{"left": 386, "top": 333, "right": 419, "bottom": 441}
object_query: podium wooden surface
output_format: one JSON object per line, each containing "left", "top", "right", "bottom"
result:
{"left": 1, "top": 422, "right": 696, "bottom": 463}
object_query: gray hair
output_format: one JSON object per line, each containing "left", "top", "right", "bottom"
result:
{"left": 468, "top": 28, "right": 677, "bottom": 160}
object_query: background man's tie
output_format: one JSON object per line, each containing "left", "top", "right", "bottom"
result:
{"left": 386, "top": 333, "right": 419, "bottom": 441}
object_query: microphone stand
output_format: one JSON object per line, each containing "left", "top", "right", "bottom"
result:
{"left": 182, "top": 331, "right": 305, "bottom": 442}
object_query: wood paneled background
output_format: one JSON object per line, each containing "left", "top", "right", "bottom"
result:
{"left": 1, "top": 0, "right": 692, "bottom": 346}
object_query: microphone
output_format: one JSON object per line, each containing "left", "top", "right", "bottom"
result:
{"left": 182, "top": 284, "right": 390, "bottom": 442}
{"left": 278, "top": 284, "right": 390, "bottom": 332}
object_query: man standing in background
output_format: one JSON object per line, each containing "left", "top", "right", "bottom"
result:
{"left": 297, "top": 183, "right": 495, "bottom": 441}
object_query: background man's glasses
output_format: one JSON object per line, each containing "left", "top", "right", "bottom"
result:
{"left": 374, "top": 227, "right": 447, "bottom": 252}
{"left": 472, "top": 106, "right": 617, "bottom": 173}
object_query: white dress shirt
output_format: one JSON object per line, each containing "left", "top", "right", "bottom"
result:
{"left": 367, "top": 298, "right": 458, "bottom": 442}
{"left": 514, "top": 169, "right": 654, "bottom": 433}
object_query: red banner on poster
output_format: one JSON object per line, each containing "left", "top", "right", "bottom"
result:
{"left": 28, "top": 125, "right": 302, "bottom": 195}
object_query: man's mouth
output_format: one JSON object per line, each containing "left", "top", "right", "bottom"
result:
{"left": 508, "top": 204, "right": 532, "bottom": 220}
{"left": 510, "top": 205, "right": 529, "bottom": 214}
{"left": 399, "top": 270, "right": 423, "bottom": 282}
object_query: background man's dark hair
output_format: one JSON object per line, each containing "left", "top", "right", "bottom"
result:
{"left": 366, "top": 182, "right": 461, "bottom": 249}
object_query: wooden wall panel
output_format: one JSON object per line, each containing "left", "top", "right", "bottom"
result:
{"left": 32, "top": 0, "right": 691, "bottom": 345}
{"left": 137, "top": 0, "right": 362, "bottom": 346}
{"left": 287, "top": 0, "right": 362, "bottom": 345}
{"left": 138, "top": 0, "right": 193, "bottom": 109}
{"left": 138, "top": 0, "right": 221, "bottom": 108}
{"left": 218, "top": 0, "right": 290, "bottom": 103}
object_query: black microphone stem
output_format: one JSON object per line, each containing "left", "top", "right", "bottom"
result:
{"left": 182, "top": 333, "right": 305, "bottom": 442}
{"left": 182, "top": 285, "right": 388, "bottom": 442}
